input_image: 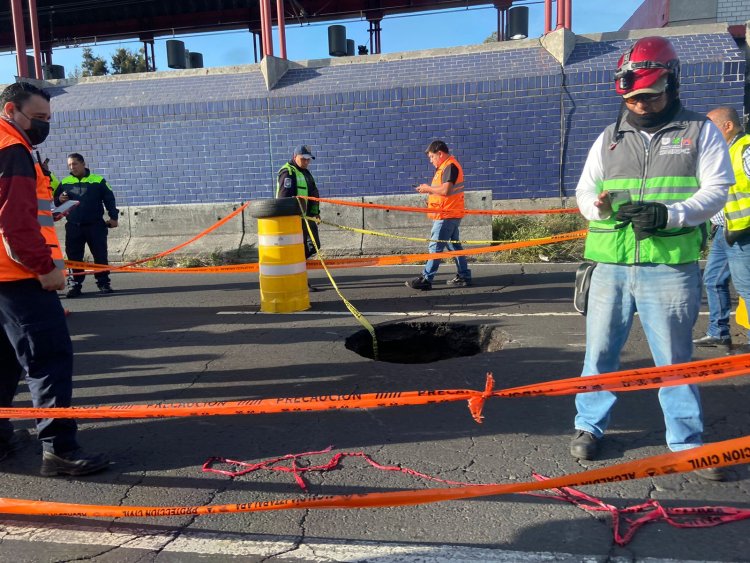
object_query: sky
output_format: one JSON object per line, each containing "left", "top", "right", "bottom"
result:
{"left": 0, "top": 0, "right": 645, "bottom": 83}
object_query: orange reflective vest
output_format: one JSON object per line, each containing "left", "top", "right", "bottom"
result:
{"left": 0, "top": 119, "right": 64, "bottom": 281}
{"left": 427, "top": 155, "right": 465, "bottom": 220}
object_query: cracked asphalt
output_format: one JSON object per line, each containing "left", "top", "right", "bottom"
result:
{"left": 0, "top": 263, "right": 748, "bottom": 562}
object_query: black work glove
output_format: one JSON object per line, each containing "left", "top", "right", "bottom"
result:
{"left": 614, "top": 202, "right": 668, "bottom": 241}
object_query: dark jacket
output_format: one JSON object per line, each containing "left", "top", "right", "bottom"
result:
{"left": 277, "top": 161, "right": 320, "bottom": 216}
{"left": 54, "top": 169, "right": 118, "bottom": 224}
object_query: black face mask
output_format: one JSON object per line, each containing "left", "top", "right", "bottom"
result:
{"left": 17, "top": 110, "right": 50, "bottom": 145}
{"left": 625, "top": 96, "right": 681, "bottom": 134}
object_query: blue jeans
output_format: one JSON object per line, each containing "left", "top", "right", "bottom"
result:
{"left": 575, "top": 262, "right": 704, "bottom": 451}
{"left": 702, "top": 226, "right": 732, "bottom": 339}
{"left": 726, "top": 229, "right": 750, "bottom": 343}
{"left": 422, "top": 219, "right": 471, "bottom": 281}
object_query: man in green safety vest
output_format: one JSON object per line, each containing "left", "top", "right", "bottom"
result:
{"left": 704, "top": 106, "right": 750, "bottom": 355}
{"left": 276, "top": 145, "right": 321, "bottom": 291}
{"left": 571, "top": 37, "right": 735, "bottom": 480}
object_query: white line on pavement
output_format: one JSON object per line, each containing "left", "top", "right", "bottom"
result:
{"left": 0, "top": 522, "right": 717, "bottom": 562}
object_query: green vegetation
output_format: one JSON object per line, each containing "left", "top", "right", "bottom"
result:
{"left": 139, "top": 245, "right": 258, "bottom": 269}
{"left": 68, "top": 46, "right": 148, "bottom": 78}
{"left": 490, "top": 213, "right": 587, "bottom": 263}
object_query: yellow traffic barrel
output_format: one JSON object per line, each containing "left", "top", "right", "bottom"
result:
{"left": 249, "top": 198, "right": 310, "bottom": 313}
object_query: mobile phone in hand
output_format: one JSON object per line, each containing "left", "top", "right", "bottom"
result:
{"left": 607, "top": 190, "right": 632, "bottom": 212}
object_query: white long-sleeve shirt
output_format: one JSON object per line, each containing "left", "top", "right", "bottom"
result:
{"left": 576, "top": 119, "right": 734, "bottom": 228}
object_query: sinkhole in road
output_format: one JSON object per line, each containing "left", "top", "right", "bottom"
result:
{"left": 345, "top": 322, "right": 508, "bottom": 364}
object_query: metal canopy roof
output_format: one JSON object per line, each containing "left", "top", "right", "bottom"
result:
{"left": 0, "top": 0, "right": 497, "bottom": 53}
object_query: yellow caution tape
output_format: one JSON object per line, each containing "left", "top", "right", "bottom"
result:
{"left": 297, "top": 201, "right": 379, "bottom": 361}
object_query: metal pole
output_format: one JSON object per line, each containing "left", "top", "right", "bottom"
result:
{"left": 143, "top": 41, "right": 150, "bottom": 71}
{"left": 565, "top": 0, "right": 572, "bottom": 30}
{"left": 497, "top": 6, "right": 501, "bottom": 41}
{"left": 544, "top": 0, "right": 552, "bottom": 34}
{"left": 260, "top": 0, "right": 273, "bottom": 57}
{"left": 10, "top": 0, "right": 29, "bottom": 78}
{"left": 259, "top": 0, "right": 267, "bottom": 57}
{"left": 150, "top": 41, "right": 156, "bottom": 71}
{"left": 556, "top": 0, "right": 565, "bottom": 30}
{"left": 276, "top": 0, "right": 286, "bottom": 59}
{"left": 27, "top": 0, "right": 43, "bottom": 79}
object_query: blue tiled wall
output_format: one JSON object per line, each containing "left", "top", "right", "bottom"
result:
{"left": 42, "top": 32, "right": 745, "bottom": 208}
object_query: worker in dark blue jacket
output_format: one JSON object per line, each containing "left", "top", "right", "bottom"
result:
{"left": 54, "top": 153, "right": 119, "bottom": 297}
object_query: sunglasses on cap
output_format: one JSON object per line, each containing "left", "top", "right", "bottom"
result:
{"left": 624, "top": 92, "right": 665, "bottom": 105}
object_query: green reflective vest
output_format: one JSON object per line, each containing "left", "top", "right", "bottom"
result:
{"left": 276, "top": 162, "right": 319, "bottom": 216}
{"left": 584, "top": 108, "right": 706, "bottom": 265}
{"left": 49, "top": 172, "right": 60, "bottom": 192}
{"left": 724, "top": 133, "right": 750, "bottom": 235}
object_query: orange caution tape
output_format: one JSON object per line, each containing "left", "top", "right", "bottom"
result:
{"left": 66, "top": 229, "right": 586, "bottom": 274}
{"left": 307, "top": 196, "right": 579, "bottom": 216}
{"left": 0, "top": 436, "right": 747, "bottom": 517}
{"left": 0, "top": 355, "right": 748, "bottom": 421}
{"left": 307, "top": 230, "right": 586, "bottom": 269}
{"left": 65, "top": 199, "right": 580, "bottom": 275}
{"left": 65, "top": 202, "right": 249, "bottom": 275}
{"left": 496, "top": 353, "right": 750, "bottom": 396}
{"left": 204, "top": 447, "right": 750, "bottom": 546}
{"left": 65, "top": 261, "right": 259, "bottom": 274}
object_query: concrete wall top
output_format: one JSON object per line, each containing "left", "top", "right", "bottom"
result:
{"left": 572, "top": 24, "right": 743, "bottom": 70}
{"left": 4, "top": 23, "right": 737, "bottom": 112}
{"left": 274, "top": 44, "right": 558, "bottom": 94}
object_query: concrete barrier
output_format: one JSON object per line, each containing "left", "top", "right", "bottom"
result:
{"left": 55, "top": 193, "right": 533, "bottom": 263}
{"left": 361, "top": 190, "right": 493, "bottom": 254}
{"left": 54, "top": 207, "right": 131, "bottom": 263}
{"left": 317, "top": 197, "right": 364, "bottom": 256}
{"left": 124, "top": 202, "right": 246, "bottom": 260}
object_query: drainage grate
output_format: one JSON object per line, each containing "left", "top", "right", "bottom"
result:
{"left": 345, "top": 322, "right": 508, "bottom": 364}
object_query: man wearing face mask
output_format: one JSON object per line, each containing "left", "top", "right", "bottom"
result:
{"left": 0, "top": 82, "right": 108, "bottom": 476}
{"left": 571, "top": 38, "right": 735, "bottom": 480}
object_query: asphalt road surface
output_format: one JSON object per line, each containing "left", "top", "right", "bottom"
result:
{"left": 0, "top": 263, "right": 748, "bottom": 563}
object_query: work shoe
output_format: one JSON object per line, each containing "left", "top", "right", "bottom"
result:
{"left": 446, "top": 275, "right": 472, "bottom": 287}
{"left": 570, "top": 430, "right": 599, "bottom": 460}
{"left": 693, "top": 334, "right": 731, "bottom": 347}
{"left": 405, "top": 276, "right": 432, "bottom": 291}
{"left": 65, "top": 286, "right": 82, "bottom": 298}
{"left": 40, "top": 448, "right": 110, "bottom": 477}
{"left": 98, "top": 284, "right": 114, "bottom": 294}
{"left": 0, "top": 429, "right": 32, "bottom": 462}
{"left": 694, "top": 467, "right": 727, "bottom": 482}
